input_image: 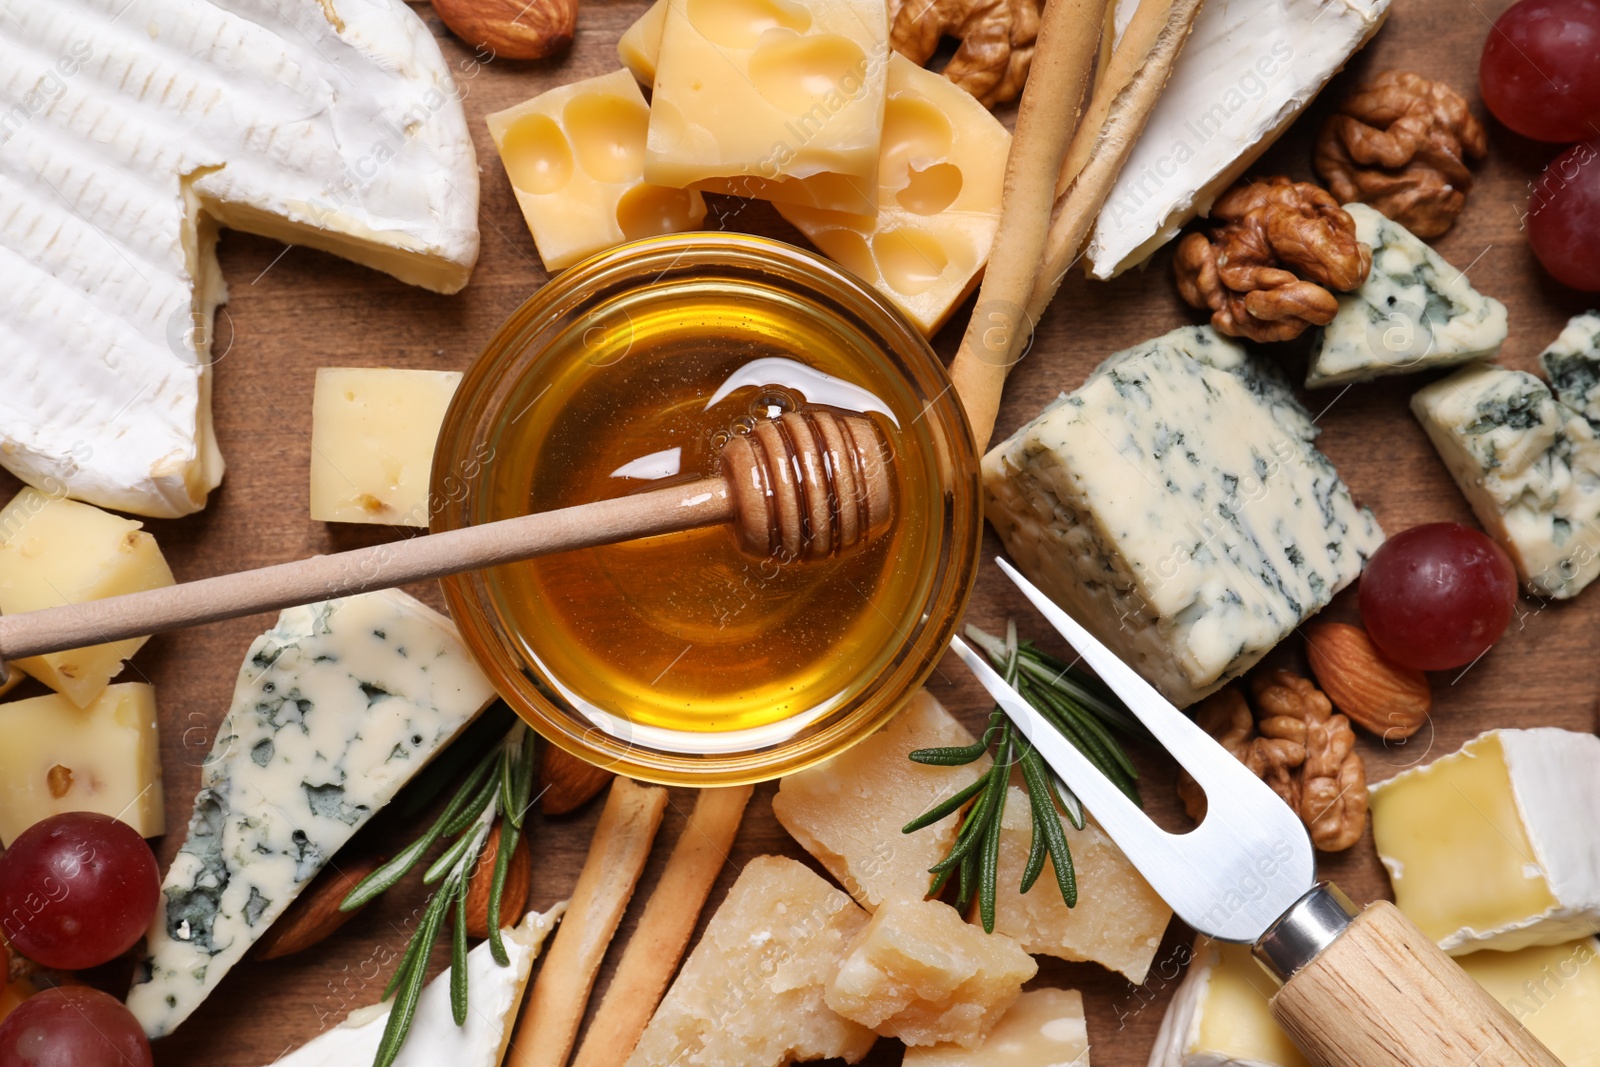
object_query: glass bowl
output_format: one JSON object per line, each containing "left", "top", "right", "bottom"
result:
{"left": 432, "top": 233, "right": 980, "bottom": 785}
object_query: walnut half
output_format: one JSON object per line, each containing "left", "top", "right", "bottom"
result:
{"left": 1178, "top": 671, "right": 1369, "bottom": 852}
{"left": 1174, "top": 177, "right": 1372, "bottom": 344}
{"left": 1315, "top": 71, "right": 1487, "bottom": 239}
{"left": 890, "top": 0, "right": 1040, "bottom": 107}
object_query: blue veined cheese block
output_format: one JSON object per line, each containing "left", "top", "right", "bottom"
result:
{"left": 983, "top": 325, "right": 1383, "bottom": 708}
{"left": 1538, "top": 310, "right": 1600, "bottom": 427}
{"left": 126, "top": 589, "right": 498, "bottom": 1037}
{"left": 1306, "top": 204, "right": 1508, "bottom": 389}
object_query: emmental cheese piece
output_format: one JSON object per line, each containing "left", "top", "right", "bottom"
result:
{"left": 1370, "top": 728, "right": 1600, "bottom": 954}
{"left": 127, "top": 589, "right": 497, "bottom": 1038}
{"left": 626, "top": 855, "right": 877, "bottom": 1067}
{"left": 309, "top": 367, "right": 461, "bottom": 526}
{"left": 0, "top": 683, "right": 164, "bottom": 845}
{"left": 1411, "top": 363, "right": 1600, "bottom": 599}
{"left": 984, "top": 326, "right": 1383, "bottom": 708}
{"left": 1457, "top": 938, "right": 1600, "bottom": 1067}
{"left": 903, "top": 988, "right": 1090, "bottom": 1067}
{"left": 773, "top": 689, "right": 988, "bottom": 910}
{"left": 487, "top": 70, "right": 706, "bottom": 271}
{"left": 1150, "top": 937, "right": 1310, "bottom": 1067}
{"left": 1306, "top": 205, "right": 1508, "bottom": 388}
{"left": 1538, "top": 310, "right": 1600, "bottom": 426}
{"left": 824, "top": 897, "right": 1036, "bottom": 1048}
{"left": 0, "top": 488, "right": 175, "bottom": 707}
{"left": 775, "top": 55, "right": 1010, "bottom": 337}
{"left": 643, "top": 0, "right": 889, "bottom": 212}
{"left": 618, "top": 0, "right": 669, "bottom": 83}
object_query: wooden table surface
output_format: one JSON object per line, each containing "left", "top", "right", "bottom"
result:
{"left": 9, "top": 0, "right": 1593, "bottom": 1062}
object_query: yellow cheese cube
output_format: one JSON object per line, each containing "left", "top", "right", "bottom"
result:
{"left": 0, "top": 682, "right": 164, "bottom": 845}
{"left": 1150, "top": 937, "right": 1309, "bottom": 1067}
{"left": 986, "top": 785, "right": 1172, "bottom": 983}
{"left": 643, "top": 0, "right": 888, "bottom": 212}
{"left": 309, "top": 367, "right": 461, "bottom": 527}
{"left": 776, "top": 54, "right": 1010, "bottom": 337}
{"left": 627, "top": 855, "right": 877, "bottom": 1066}
{"left": 1371, "top": 728, "right": 1600, "bottom": 953}
{"left": 0, "top": 489, "right": 175, "bottom": 708}
{"left": 1458, "top": 938, "right": 1600, "bottom": 1067}
{"left": 773, "top": 689, "right": 989, "bottom": 910}
{"left": 825, "top": 897, "right": 1036, "bottom": 1047}
{"left": 902, "top": 988, "right": 1090, "bottom": 1067}
{"left": 488, "top": 70, "right": 707, "bottom": 272}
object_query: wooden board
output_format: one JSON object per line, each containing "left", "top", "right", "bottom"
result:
{"left": 6, "top": 0, "right": 1593, "bottom": 1062}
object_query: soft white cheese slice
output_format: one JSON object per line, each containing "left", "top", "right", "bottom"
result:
{"left": 1412, "top": 363, "right": 1600, "bottom": 599}
{"left": 0, "top": 0, "right": 479, "bottom": 518}
{"left": 1371, "top": 728, "right": 1600, "bottom": 954}
{"left": 1306, "top": 205, "right": 1508, "bottom": 388}
{"left": 1538, "top": 310, "right": 1600, "bottom": 426}
{"left": 126, "top": 589, "right": 497, "bottom": 1037}
{"left": 1085, "top": 0, "right": 1390, "bottom": 279}
{"left": 264, "top": 907, "right": 562, "bottom": 1066}
{"left": 1149, "top": 937, "right": 1308, "bottom": 1067}
{"left": 983, "top": 325, "right": 1383, "bottom": 707}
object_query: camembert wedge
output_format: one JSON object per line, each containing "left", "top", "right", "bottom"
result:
{"left": 1149, "top": 937, "right": 1309, "bottom": 1067}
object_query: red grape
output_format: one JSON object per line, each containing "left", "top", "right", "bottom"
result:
{"left": 1528, "top": 138, "right": 1600, "bottom": 291}
{"left": 1359, "top": 524, "right": 1518, "bottom": 671}
{"left": 0, "top": 987, "right": 151, "bottom": 1067}
{"left": 1481, "top": 0, "right": 1600, "bottom": 142}
{"left": 0, "top": 813, "right": 159, "bottom": 971}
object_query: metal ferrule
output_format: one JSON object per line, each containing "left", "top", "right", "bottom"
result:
{"left": 1253, "top": 882, "right": 1360, "bottom": 984}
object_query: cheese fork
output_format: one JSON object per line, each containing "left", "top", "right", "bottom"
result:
{"left": 949, "top": 558, "right": 1560, "bottom": 1067}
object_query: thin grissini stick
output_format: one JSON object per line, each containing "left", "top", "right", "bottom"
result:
{"left": 506, "top": 778, "right": 669, "bottom": 1067}
{"left": 570, "top": 786, "right": 754, "bottom": 1067}
{"left": 1028, "top": 0, "right": 1206, "bottom": 324}
{"left": 947, "top": 0, "right": 1109, "bottom": 453}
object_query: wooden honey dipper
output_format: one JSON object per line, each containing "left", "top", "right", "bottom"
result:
{"left": 0, "top": 410, "right": 894, "bottom": 673}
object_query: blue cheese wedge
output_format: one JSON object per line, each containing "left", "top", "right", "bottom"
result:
{"left": 1306, "top": 204, "right": 1508, "bottom": 388}
{"left": 126, "top": 589, "right": 497, "bottom": 1038}
{"left": 1411, "top": 363, "right": 1600, "bottom": 599}
{"left": 1538, "top": 310, "right": 1600, "bottom": 426}
{"left": 262, "top": 907, "right": 562, "bottom": 1066}
{"left": 983, "top": 325, "right": 1383, "bottom": 707}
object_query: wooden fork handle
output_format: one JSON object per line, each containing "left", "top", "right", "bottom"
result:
{"left": 1269, "top": 901, "right": 1562, "bottom": 1067}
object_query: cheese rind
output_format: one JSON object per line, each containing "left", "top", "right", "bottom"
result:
{"left": 1086, "top": 0, "right": 1390, "bottom": 278}
{"left": 126, "top": 589, "right": 497, "bottom": 1037}
{"left": 0, "top": 683, "right": 164, "bottom": 845}
{"left": 1370, "top": 728, "right": 1600, "bottom": 954}
{"left": 1149, "top": 937, "right": 1309, "bottom": 1067}
{"left": 1537, "top": 310, "right": 1600, "bottom": 426}
{"left": 0, "top": 488, "right": 175, "bottom": 708}
{"left": 984, "top": 326, "right": 1383, "bottom": 707}
{"left": 1306, "top": 205, "right": 1508, "bottom": 388}
{"left": 309, "top": 367, "right": 462, "bottom": 527}
{"left": 773, "top": 689, "right": 988, "bottom": 911}
{"left": 902, "top": 988, "right": 1090, "bottom": 1067}
{"left": 0, "top": 0, "right": 479, "bottom": 518}
{"left": 1411, "top": 363, "right": 1600, "bottom": 599}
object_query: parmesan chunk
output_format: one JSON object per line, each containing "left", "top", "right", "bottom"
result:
{"left": 903, "top": 988, "right": 1090, "bottom": 1067}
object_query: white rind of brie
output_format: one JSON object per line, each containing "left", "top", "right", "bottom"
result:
{"left": 1086, "top": 0, "right": 1390, "bottom": 279}
{"left": 1148, "top": 937, "right": 1308, "bottom": 1067}
{"left": 0, "top": 0, "right": 479, "bottom": 518}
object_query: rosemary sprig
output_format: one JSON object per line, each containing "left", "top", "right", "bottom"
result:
{"left": 340, "top": 722, "right": 537, "bottom": 1067}
{"left": 903, "top": 622, "right": 1145, "bottom": 932}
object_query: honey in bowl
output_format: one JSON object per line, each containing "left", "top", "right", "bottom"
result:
{"left": 436, "top": 234, "right": 980, "bottom": 783}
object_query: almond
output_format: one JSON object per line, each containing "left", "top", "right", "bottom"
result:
{"left": 464, "top": 821, "right": 531, "bottom": 939}
{"left": 1304, "top": 621, "right": 1432, "bottom": 740}
{"left": 540, "top": 744, "right": 614, "bottom": 815}
{"left": 255, "top": 854, "right": 382, "bottom": 961}
{"left": 430, "top": 0, "right": 577, "bottom": 61}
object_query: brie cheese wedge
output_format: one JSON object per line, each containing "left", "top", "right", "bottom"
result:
{"left": 1149, "top": 937, "right": 1309, "bottom": 1067}
{"left": 1457, "top": 938, "right": 1600, "bottom": 1067}
{"left": 0, "top": 0, "right": 479, "bottom": 518}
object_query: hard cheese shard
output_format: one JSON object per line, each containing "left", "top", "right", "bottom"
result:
{"left": 1538, "top": 310, "right": 1600, "bottom": 426}
{"left": 0, "top": 0, "right": 479, "bottom": 518}
{"left": 1150, "top": 937, "right": 1310, "bottom": 1067}
{"left": 263, "top": 907, "right": 563, "bottom": 1067}
{"left": 1086, "top": 0, "right": 1390, "bottom": 278}
{"left": 1412, "top": 363, "right": 1600, "bottom": 599}
{"left": 983, "top": 325, "right": 1384, "bottom": 708}
{"left": 126, "top": 589, "right": 497, "bottom": 1037}
{"left": 773, "top": 689, "right": 989, "bottom": 911}
{"left": 1306, "top": 205, "right": 1508, "bottom": 388}
{"left": 1370, "top": 728, "right": 1600, "bottom": 954}
{"left": 901, "top": 988, "right": 1090, "bottom": 1067}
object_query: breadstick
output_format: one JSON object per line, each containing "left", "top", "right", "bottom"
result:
{"left": 570, "top": 786, "right": 754, "bottom": 1067}
{"left": 505, "top": 777, "right": 668, "bottom": 1067}
{"left": 947, "top": 0, "right": 1108, "bottom": 453}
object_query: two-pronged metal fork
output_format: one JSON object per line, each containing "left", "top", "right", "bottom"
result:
{"left": 949, "top": 558, "right": 1559, "bottom": 1067}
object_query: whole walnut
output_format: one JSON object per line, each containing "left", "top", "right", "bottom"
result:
{"left": 890, "top": 0, "right": 1040, "bottom": 107}
{"left": 1315, "top": 71, "right": 1487, "bottom": 239}
{"left": 1174, "top": 177, "right": 1372, "bottom": 344}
